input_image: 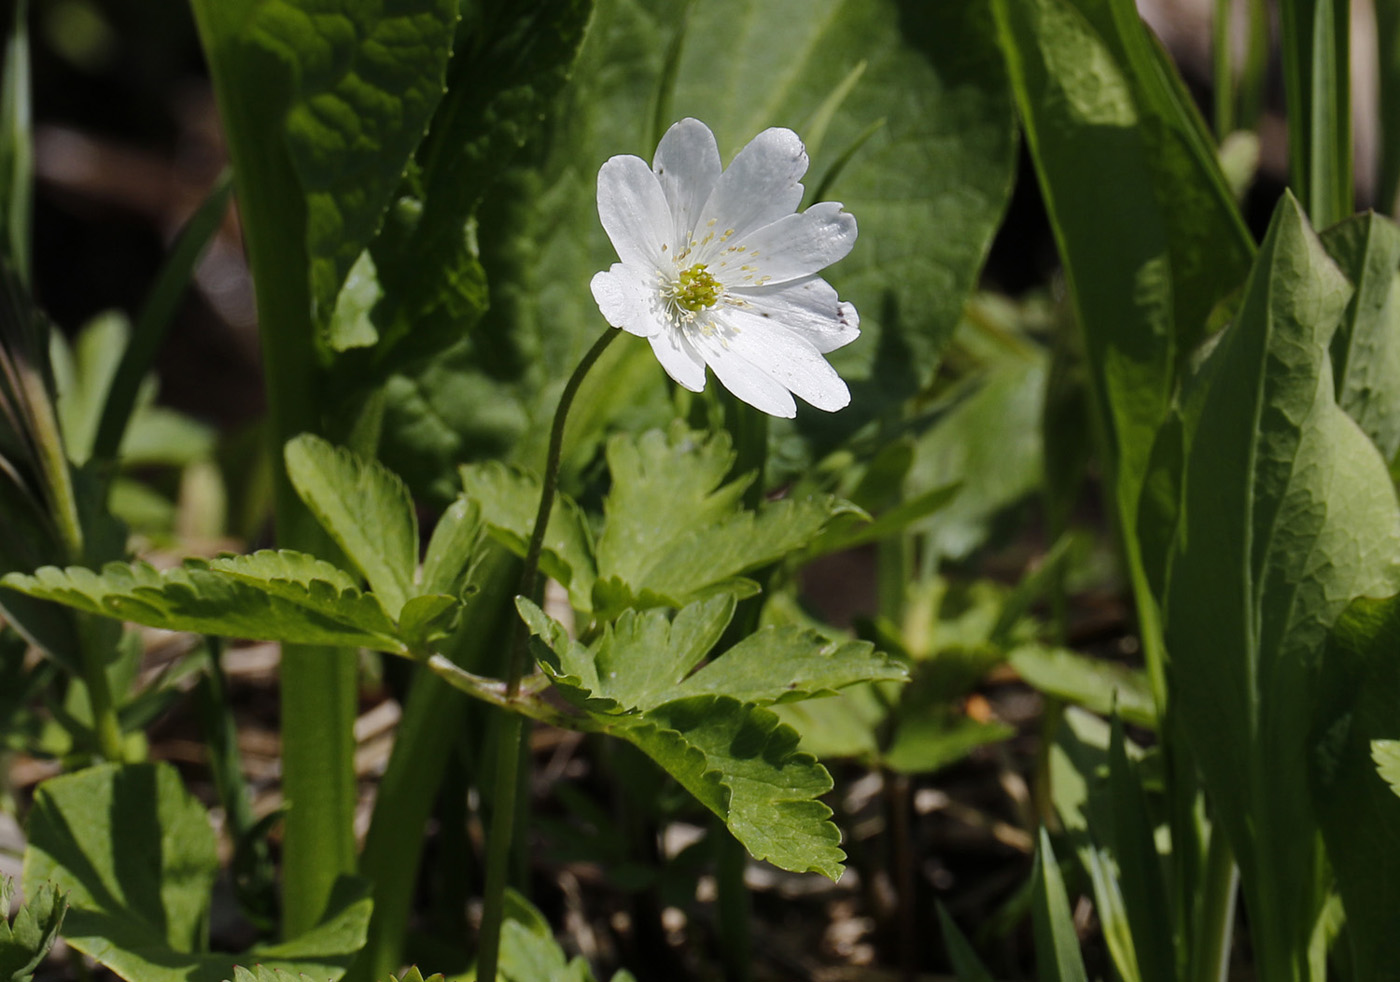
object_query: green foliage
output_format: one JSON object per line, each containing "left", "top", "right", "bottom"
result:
{"left": 1008, "top": 645, "right": 1155, "bottom": 729}
{"left": 2, "top": 555, "right": 409, "bottom": 655}
{"left": 25, "top": 763, "right": 372, "bottom": 982}
{"left": 0, "top": 877, "right": 65, "bottom": 982}
{"left": 1165, "top": 193, "right": 1400, "bottom": 978}
{"left": 1309, "top": 593, "right": 1400, "bottom": 979}
{"left": 285, "top": 433, "right": 419, "bottom": 617}
{"left": 0, "top": 0, "right": 30, "bottom": 282}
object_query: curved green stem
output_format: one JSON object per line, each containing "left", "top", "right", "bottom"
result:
{"left": 475, "top": 326, "right": 618, "bottom": 982}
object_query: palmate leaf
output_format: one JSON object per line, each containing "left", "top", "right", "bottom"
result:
{"left": 518, "top": 596, "right": 888, "bottom": 878}
{"left": 611, "top": 697, "right": 844, "bottom": 879}
{"left": 595, "top": 426, "right": 860, "bottom": 614}
{"left": 0, "top": 877, "right": 66, "bottom": 982}
{"left": 521, "top": 594, "right": 904, "bottom": 713}
{"left": 25, "top": 763, "right": 372, "bottom": 982}
{"left": 1165, "top": 194, "right": 1400, "bottom": 971}
{"left": 1, "top": 553, "right": 409, "bottom": 655}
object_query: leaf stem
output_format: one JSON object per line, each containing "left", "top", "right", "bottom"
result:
{"left": 475, "top": 325, "right": 618, "bottom": 982}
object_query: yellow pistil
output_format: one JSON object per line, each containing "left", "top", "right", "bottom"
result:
{"left": 670, "top": 263, "right": 722, "bottom": 312}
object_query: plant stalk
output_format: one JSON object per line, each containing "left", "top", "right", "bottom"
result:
{"left": 475, "top": 326, "right": 618, "bottom": 982}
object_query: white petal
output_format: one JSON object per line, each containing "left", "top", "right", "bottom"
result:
{"left": 727, "top": 275, "right": 860, "bottom": 353}
{"left": 591, "top": 264, "right": 662, "bottom": 337}
{"left": 648, "top": 328, "right": 708, "bottom": 392}
{"left": 694, "top": 331, "right": 798, "bottom": 417}
{"left": 711, "top": 317, "right": 850, "bottom": 412}
{"left": 692, "top": 128, "right": 807, "bottom": 254}
{"left": 597, "top": 154, "right": 672, "bottom": 268}
{"left": 716, "top": 202, "right": 856, "bottom": 285}
{"left": 653, "top": 119, "right": 722, "bottom": 246}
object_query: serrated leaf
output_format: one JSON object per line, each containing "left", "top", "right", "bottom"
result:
{"left": 0, "top": 878, "right": 66, "bottom": 982}
{"left": 26, "top": 762, "right": 372, "bottom": 982}
{"left": 2, "top": 557, "right": 405, "bottom": 654}
{"left": 1376, "top": 740, "right": 1400, "bottom": 798}
{"left": 674, "top": 628, "right": 904, "bottom": 704}
{"left": 1165, "top": 194, "right": 1400, "bottom": 965}
{"left": 461, "top": 461, "right": 596, "bottom": 612}
{"left": 285, "top": 434, "right": 418, "bottom": 617}
{"left": 610, "top": 696, "right": 844, "bottom": 879}
{"left": 596, "top": 426, "right": 855, "bottom": 608}
{"left": 420, "top": 495, "right": 482, "bottom": 597}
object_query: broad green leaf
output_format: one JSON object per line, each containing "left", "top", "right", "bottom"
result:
{"left": 25, "top": 762, "right": 216, "bottom": 964}
{"left": 1278, "top": 0, "right": 1352, "bottom": 228}
{"left": 674, "top": 627, "right": 905, "bottom": 704}
{"left": 771, "top": 686, "right": 885, "bottom": 761}
{"left": 1376, "top": 740, "right": 1400, "bottom": 797}
{"left": 26, "top": 763, "right": 371, "bottom": 982}
{"left": 1320, "top": 212, "right": 1400, "bottom": 463}
{"left": 1308, "top": 594, "right": 1400, "bottom": 980}
{"left": 1008, "top": 644, "right": 1155, "bottom": 729}
{"left": 1165, "top": 193, "right": 1400, "bottom": 970}
{"left": 460, "top": 462, "right": 596, "bottom": 612}
{"left": 226, "top": 971, "right": 308, "bottom": 982}
{"left": 254, "top": 0, "right": 456, "bottom": 340}
{"left": 611, "top": 696, "right": 844, "bottom": 879}
{"left": 0, "top": 878, "right": 65, "bottom": 982}
{"left": 285, "top": 434, "right": 417, "bottom": 617}
{"left": 882, "top": 712, "right": 1012, "bottom": 776}
{"left": 2, "top": 556, "right": 406, "bottom": 654}
{"left": 1030, "top": 829, "right": 1089, "bottom": 982}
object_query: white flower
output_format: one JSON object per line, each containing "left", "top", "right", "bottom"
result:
{"left": 590, "top": 118, "right": 859, "bottom": 418}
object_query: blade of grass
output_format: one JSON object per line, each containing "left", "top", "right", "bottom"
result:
{"left": 1279, "top": 0, "right": 1352, "bottom": 226}
{"left": 0, "top": 0, "right": 31, "bottom": 284}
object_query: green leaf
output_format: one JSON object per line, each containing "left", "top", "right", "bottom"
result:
{"left": 674, "top": 627, "right": 905, "bottom": 704}
{"left": 596, "top": 426, "right": 856, "bottom": 610}
{"left": 1008, "top": 644, "right": 1156, "bottom": 729}
{"left": 1320, "top": 212, "right": 1400, "bottom": 463}
{"left": 263, "top": 0, "right": 457, "bottom": 340}
{"left": 25, "top": 762, "right": 216, "bottom": 963}
{"left": 1308, "top": 594, "right": 1400, "bottom": 980}
{"left": 1030, "top": 829, "right": 1089, "bottom": 982}
{"left": 611, "top": 696, "right": 844, "bottom": 879}
{"left": 0, "top": 877, "right": 66, "bottom": 982}
{"left": 285, "top": 434, "right": 418, "bottom": 617}
{"left": 1376, "top": 739, "right": 1400, "bottom": 797}
{"left": 1165, "top": 193, "right": 1400, "bottom": 971}
{"left": 420, "top": 495, "right": 483, "bottom": 598}
{"left": 461, "top": 462, "right": 596, "bottom": 612}
{"left": 25, "top": 763, "right": 371, "bottom": 982}
{"left": 906, "top": 349, "right": 1046, "bottom": 561}
{"left": 2, "top": 555, "right": 406, "bottom": 654}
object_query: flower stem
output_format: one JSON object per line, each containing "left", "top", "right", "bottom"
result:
{"left": 475, "top": 326, "right": 618, "bottom": 982}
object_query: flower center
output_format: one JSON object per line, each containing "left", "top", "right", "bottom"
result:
{"left": 670, "top": 263, "right": 722, "bottom": 312}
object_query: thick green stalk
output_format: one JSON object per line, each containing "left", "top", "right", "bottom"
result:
{"left": 351, "top": 545, "right": 517, "bottom": 982}
{"left": 1189, "top": 827, "right": 1238, "bottom": 982}
{"left": 189, "top": 0, "right": 357, "bottom": 937}
{"left": 476, "top": 326, "right": 618, "bottom": 982}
